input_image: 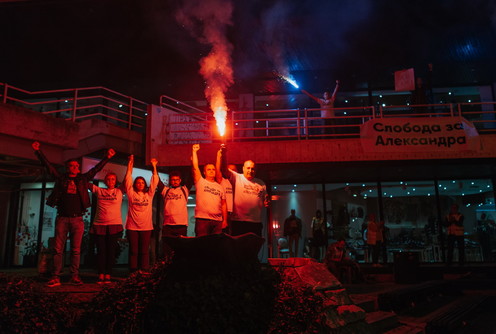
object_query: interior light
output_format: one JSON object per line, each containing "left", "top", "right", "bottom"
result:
{"left": 448, "top": 92, "right": 452, "bottom": 95}
{"left": 119, "top": 104, "right": 123, "bottom": 108}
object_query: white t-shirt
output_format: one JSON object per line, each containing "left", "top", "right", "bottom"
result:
{"left": 220, "top": 178, "right": 233, "bottom": 213}
{"left": 318, "top": 98, "right": 335, "bottom": 118}
{"left": 228, "top": 170, "right": 267, "bottom": 223}
{"left": 161, "top": 185, "right": 189, "bottom": 226}
{"left": 124, "top": 173, "right": 158, "bottom": 231}
{"left": 194, "top": 177, "right": 225, "bottom": 222}
{"left": 91, "top": 184, "right": 124, "bottom": 226}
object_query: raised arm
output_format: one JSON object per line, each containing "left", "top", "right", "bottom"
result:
{"left": 85, "top": 148, "right": 116, "bottom": 180}
{"left": 330, "top": 80, "right": 340, "bottom": 102}
{"left": 32, "top": 141, "right": 61, "bottom": 178}
{"left": 215, "top": 147, "right": 223, "bottom": 183}
{"left": 149, "top": 158, "right": 159, "bottom": 193}
{"left": 191, "top": 144, "right": 202, "bottom": 184}
{"left": 124, "top": 154, "right": 134, "bottom": 192}
{"left": 301, "top": 89, "right": 320, "bottom": 104}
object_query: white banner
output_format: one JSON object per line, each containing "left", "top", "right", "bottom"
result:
{"left": 360, "top": 117, "right": 480, "bottom": 153}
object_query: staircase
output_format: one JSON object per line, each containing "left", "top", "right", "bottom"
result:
{"left": 348, "top": 277, "right": 496, "bottom": 334}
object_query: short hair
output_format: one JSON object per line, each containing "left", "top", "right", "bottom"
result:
{"left": 65, "top": 159, "right": 80, "bottom": 168}
{"left": 104, "top": 172, "right": 118, "bottom": 184}
{"left": 169, "top": 170, "right": 182, "bottom": 178}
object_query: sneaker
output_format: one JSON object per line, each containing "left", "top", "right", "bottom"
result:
{"left": 104, "top": 277, "right": 112, "bottom": 284}
{"left": 69, "top": 276, "right": 83, "bottom": 285}
{"left": 46, "top": 277, "right": 61, "bottom": 287}
{"left": 96, "top": 278, "right": 105, "bottom": 285}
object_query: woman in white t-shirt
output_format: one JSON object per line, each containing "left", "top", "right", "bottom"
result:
{"left": 124, "top": 155, "right": 158, "bottom": 274}
{"left": 90, "top": 172, "right": 125, "bottom": 284}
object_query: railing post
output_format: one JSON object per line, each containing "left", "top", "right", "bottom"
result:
{"left": 128, "top": 97, "right": 134, "bottom": 130}
{"left": 297, "top": 108, "right": 301, "bottom": 140}
{"left": 3, "top": 83, "right": 8, "bottom": 104}
{"left": 304, "top": 108, "right": 309, "bottom": 139}
{"left": 72, "top": 89, "right": 78, "bottom": 121}
{"left": 454, "top": 103, "right": 459, "bottom": 117}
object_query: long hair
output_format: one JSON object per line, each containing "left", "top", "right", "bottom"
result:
{"left": 133, "top": 176, "right": 148, "bottom": 192}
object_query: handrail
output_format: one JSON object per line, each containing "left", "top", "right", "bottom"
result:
{"left": 0, "top": 82, "right": 149, "bottom": 132}
{"left": 2, "top": 82, "right": 496, "bottom": 142}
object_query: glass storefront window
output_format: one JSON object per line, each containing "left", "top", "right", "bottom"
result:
{"left": 438, "top": 179, "right": 495, "bottom": 262}
{"left": 325, "top": 182, "right": 380, "bottom": 263}
{"left": 381, "top": 181, "right": 437, "bottom": 262}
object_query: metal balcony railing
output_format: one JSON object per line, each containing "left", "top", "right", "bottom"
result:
{"left": 2, "top": 83, "right": 495, "bottom": 142}
{"left": 0, "top": 82, "right": 148, "bottom": 132}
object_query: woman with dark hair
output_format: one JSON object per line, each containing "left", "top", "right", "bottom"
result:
{"left": 124, "top": 155, "right": 158, "bottom": 274}
{"left": 90, "top": 172, "right": 125, "bottom": 284}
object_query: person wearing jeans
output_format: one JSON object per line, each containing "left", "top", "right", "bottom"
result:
{"left": 32, "top": 141, "right": 115, "bottom": 287}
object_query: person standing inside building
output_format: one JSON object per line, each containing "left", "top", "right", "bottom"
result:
{"left": 32, "top": 141, "right": 115, "bottom": 287}
{"left": 158, "top": 170, "right": 192, "bottom": 260}
{"left": 311, "top": 209, "right": 326, "bottom": 260}
{"left": 301, "top": 80, "right": 339, "bottom": 135}
{"left": 90, "top": 172, "right": 124, "bottom": 284}
{"left": 445, "top": 204, "right": 465, "bottom": 265}
{"left": 219, "top": 146, "right": 269, "bottom": 237}
{"left": 124, "top": 154, "right": 159, "bottom": 274}
{"left": 365, "top": 213, "right": 384, "bottom": 267}
{"left": 192, "top": 144, "right": 227, "bottom": 237}
{"left": 284, "top": 209, "right": 302, "bottom": 257}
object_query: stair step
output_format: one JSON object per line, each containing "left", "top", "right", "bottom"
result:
{"left": 383, "top": 324, "right": 424, "bottom": 334}
{"left": 366, "top": 310, "right": 399, "bottom": 333}
{"left": 425, "top": 295, "right": 488, "bottom": 334}
{"left": 350, "top": 294, "right": 376, "bottom": 313}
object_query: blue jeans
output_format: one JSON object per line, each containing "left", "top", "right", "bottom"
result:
{"left": 53, "top": 216, "right": 84, "bottom": 277}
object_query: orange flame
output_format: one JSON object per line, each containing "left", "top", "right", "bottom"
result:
{"left": 176, "top": 0, "right": 234, "bottom": 138}
{"left": 200, "top": 38, "right": 233, "bottom": 137}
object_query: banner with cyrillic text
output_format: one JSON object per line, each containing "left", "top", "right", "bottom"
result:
{"left": 360, "top": 117, "right": 480, "bottom": 152}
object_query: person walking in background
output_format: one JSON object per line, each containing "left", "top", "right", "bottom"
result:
{"left": 124, "top": 155, "right": 159, "bottom": 274}
{"left": 192, "top": 144, "right": 227, "bottom": 237}
{"left": 365, "top": 213, "right": 384, "bottom": 267}
{"left": 445, "top": 204, "right": 465, "bottom": 265}
{"left": 310, "top": 210, "right": 326, "bottom": 260}
{"left": 284, "top": 209, "right": 302, "bottom": 257}
{"left": 90, "top": 172, "right": 124, "bottom": 284}
{"left": 32, "top": 141, "right": 115, "bottom": 287}
{"left": 158, "top": 170, "right": 192, "bottom": 260}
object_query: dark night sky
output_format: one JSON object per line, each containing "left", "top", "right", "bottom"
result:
{"left": 1, "top": 0, "right": 495, "bottom": 102}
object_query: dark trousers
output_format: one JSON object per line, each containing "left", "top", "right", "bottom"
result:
{"left": 195, "top": 218, "right": 222, "bottom": 237}
{"left": 369, "top": 241, "right": 383, "bottom": 264}
{"left": 231, "top": 220, "right": 263, "bottom": 237}
{"left": 162, "top": 225, "right": 188, "bottom": 260}
{"left": 447, "top": 235, "right": 465, "bottom": 264}
{"left": 127, "top": 230, "right": 152, "bottom": 272}
{"left": 95, "top": 232, "right": 120, "bottom": 275}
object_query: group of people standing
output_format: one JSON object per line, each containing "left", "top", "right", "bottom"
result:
{"left": 32, "top": 142, "right": 268, "bottom": 287}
